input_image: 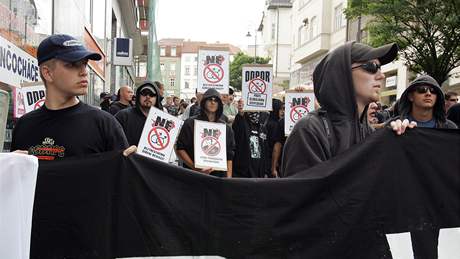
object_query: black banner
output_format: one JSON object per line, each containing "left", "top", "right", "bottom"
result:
{"left": 31, "top": 128, "right": 460, "bottom": 258}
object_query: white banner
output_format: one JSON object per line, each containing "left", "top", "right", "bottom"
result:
{"left": 284, "top": 91, "right": 315, "bottom": 136}
{"left": 20, "top": 83, "right": 46, "bottom": 114}
{"left": 197, "top": 48, "right": 229, "bottom": 94}
{"left": 193, "top": 120, "right": 227, "bottom": 171}
{"left": 0, "top": 34, "right": 39, "bottom": 87}
{"left": 241, "top": 65, "right": 273, "bottom": 111}
{"left": 137, "top": 107, "right": 184, "bottom": 163}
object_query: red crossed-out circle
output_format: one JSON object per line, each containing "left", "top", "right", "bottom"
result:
{"left": 34, "top": 99, "right": 45, "bottom": 110}
{"left": 248, "top": 78, "right": 267, "bottom": 94}
{"left": 203, "top": 64, "right": 224, "bottom": 83}
{"left": 290, "top": 105, "right": 309, "bottom": 123}
{"left": 148, "top": 126, "right": 170, "bottom": 151}
{"left": 201, "top": 136, "right": 221, "bottom": 156}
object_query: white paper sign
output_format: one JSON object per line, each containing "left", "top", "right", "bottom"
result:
{"left": 284, "top": 91, "right": 315, "bottom": 136}
{"left": 197, "top": 48, "right": 229, "bottom": 94}
{"left": 193, "top": 120, "right": 227, "bottom": 171}
{"left": 137, "top": 107, "right": 184, "bottom": 163}
{"left": 242, "top": 65, "right": 273, "bottom": 111}
{"left": 20, "top": 83, "right": 46, "bottom": 114}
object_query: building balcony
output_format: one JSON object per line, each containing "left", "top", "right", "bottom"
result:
{"left": 293, "top": 33, "right": 330, "bottom": 64}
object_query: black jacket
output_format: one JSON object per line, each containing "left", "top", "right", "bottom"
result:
{"left": 115, "top": 82, "right": 162, "bottom": 146}
{"left": 109, "top": 101, "right": 130, "bottom": 115}
{"left": 397, "top": 75, "right": 457, "bottom": 129}
{"left": 176, "top": 89, "right": 235, "bottom": 176}
{"left": 281, "top": 42, "right": 377, "bottom": 177}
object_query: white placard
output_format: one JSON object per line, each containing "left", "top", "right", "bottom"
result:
{"left": 197, "top": 48, "right": 229, "bottom": 94}
{"left": 284, "top": 91, "right": 315, "bottom": 136}
{"left": 20, "top": 82, "right": 46, "bottom": 114}
{"left": 137, "top": 107, "right": 184, "bottom": 163}
{"left": 0, "top": 34, "right": 39, "bottom": 87}
{"left": 193, "top": 120, "right": 227, "bottom": 171}
{"left": 242, "top": 65, "right": 273, "bottom": 111}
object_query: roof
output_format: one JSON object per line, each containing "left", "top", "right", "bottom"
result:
{"left": 179, "top": 40, "right": 241, "bottom": 55}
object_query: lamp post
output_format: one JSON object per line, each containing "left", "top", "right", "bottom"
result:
{"left": 246, "top": 30, "right": 257, "bottom": 64}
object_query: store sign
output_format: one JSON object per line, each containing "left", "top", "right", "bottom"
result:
{"left": 386, "top": 76, "right": 397, "bottom": 87}
{"left": 113, "top": 38, "right": 133, "bottom": 66}
{"left": 0, "top": 34, "right": 39, "bottom": 87}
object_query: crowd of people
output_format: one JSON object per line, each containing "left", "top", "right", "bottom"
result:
{"left": 10, "top": 34, "right": 460, "bottom": 184}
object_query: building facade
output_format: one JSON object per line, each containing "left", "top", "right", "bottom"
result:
{"left": 290, "top": 0, "right": 348, "bottom": 89}
{"left": 159, "top": 38, "right": 183, "bottom": 97}
{"left": 1, "top": 0, "right": 142, "bottom": 151}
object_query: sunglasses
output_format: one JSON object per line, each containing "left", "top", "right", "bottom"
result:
{"left": 207, "top": 97, "right": 219, "bottom": 103}
{"left": 352, "top": 62, "right": 381, "bottom": 74}
{"left": 414, "top": 85, "right": 437, "bottom": 95}
{"left": 140, "top": 91, "right": 156, "bottom": 97}
{"left": 448, "top": 98, "right": 458, "bottom": 102}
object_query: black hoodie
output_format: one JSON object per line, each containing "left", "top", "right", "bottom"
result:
{"left": 397, "top": 75, "right": 457, "bottom": 129}
{"left": 115, "top": 81, "right": 162, "bottom": 145}
{"left": 176, "top": 88, "right": 235, "bottom": 176}
{"left": 281, "top": 42, "right": 397, "bottom": 177}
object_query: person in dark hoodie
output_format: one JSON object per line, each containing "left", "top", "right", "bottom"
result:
{"left": 115, "top": 81, "right": 162, "bottom": 145}
{"left": 447, "top": 103, "right": 460, "bottom": 128}
{"left": 232, "top": 111, "right": 270, "bottom": 178}
{"left": 281, "top": 42, "right": 399, "bottom": 177}
{"left": 395, "top": 75, "right": 457, "bottom": 129}
{"left": 266, "top": 99, "right": 284, "bottom": 177}
{"left": 175, "top": 88, "right": 235, "bottom": 178}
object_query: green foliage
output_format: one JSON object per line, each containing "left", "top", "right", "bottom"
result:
{"left": 230, "top": 52, "right": 270, "bottom": 90}
{"left": 345, "top": 0, "right": 460, "bottom": 84}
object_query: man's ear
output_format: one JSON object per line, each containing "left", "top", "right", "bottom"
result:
{"left": 40, "top": 65, "right": 54, "bottom": 84}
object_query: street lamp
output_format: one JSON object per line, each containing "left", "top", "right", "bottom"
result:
{"left": 246, "top": 31, "right": 257, "bottom": 64}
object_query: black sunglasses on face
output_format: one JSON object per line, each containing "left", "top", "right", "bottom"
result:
{"left": 208, "top": 97, "right": 219, "bottom": 103}
{"left": 448, "top": 98, "right": 458, "bottom": 102}
{"left": 140, "top": 91, "right": 156, "bottom": 97}
{"left": 351, "top": 62, "right": 381, "bottom": 74}
{"left": 414, "top": 85, "right": 437, "bottom": 95}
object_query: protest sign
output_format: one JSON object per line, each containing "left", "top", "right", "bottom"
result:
{"left": 137, "top": 107, "right": 184, "bottom": 163}
{"left": 284, "top": 91, "right": 315, "bottom": 135}
{"left": 20, "top": 82, "right": 46, "bottom": 114}
{"left": 194, "top": 120, "right": 227, "bottom": 171}
{"left": 197, "top": 47, "right": 229, "bottom": 94}
{"left": 242, "top": 64, "right": 273, "bottom": 111}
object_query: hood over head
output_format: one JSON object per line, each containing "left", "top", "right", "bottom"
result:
{"left": 135, "top": 81, "right": 162, "bottom": 110}
{"left": 270, "top": 99, "right": 283, "bottom": 121}
{"left": 399, "top": 75, "right": 446, "bottom": 123}
{"left": 447, "top": 103, "right": 460, "bottom": 128}
{"left": 312, "top": 41, "right": 397, "bottom": 153}
{"left": 200, "top": 88, "right": 224, "bottom": 121}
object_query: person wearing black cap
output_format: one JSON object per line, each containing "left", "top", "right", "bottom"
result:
{"left": 281, "top": 42, "right": 399, "bottom": 177}
{"left": 115, "top": 81, "right": 162, "bottom": 145}
{"left": 11, "top": 34, "right": 128, "bottom": 160}
{"left": 175, "top": 88, "right": 235, "bottom": 177}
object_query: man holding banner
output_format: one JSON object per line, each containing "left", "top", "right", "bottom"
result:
{"left": 176, "top": 88, "right": 235, "bottom": 177}
{"left": 11, "top": 34, "right": 128, "bottom": 159}
{"left": 281, "top": 42, "right": 400, "bottom": 176}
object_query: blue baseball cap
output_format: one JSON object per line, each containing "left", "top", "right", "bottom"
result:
{"left": 37, "top": 34, "right": 102, "bottom": 65}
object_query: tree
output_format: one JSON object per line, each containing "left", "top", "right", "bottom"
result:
{"left": 230, "top": 52, "right": 270, "bottom": 90}
{"left": 345, "top": 0, "right": 460, "bottom": 85}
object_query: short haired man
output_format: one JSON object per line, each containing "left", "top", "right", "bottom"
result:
{"left": 444, "top": 91, "right": 458, "bottom": 112}
{"left": 222, "top": 88, "right": 238, "bottom": 124}
{"left": 109, "top": 86, "right": 133, "bottom": 115}
{"left": 175, "top": 88, "right": 235, "bottom": 177}
{"left": 282, "top": 42, "right": 399, "bottom": 176}
{"left": 115, "top": 81, "right": 162, "bottom": 145}
{"left": 11, "top": 34, "right": 128, "bottom": 159}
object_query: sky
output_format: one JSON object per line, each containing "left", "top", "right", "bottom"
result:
{"left": 156, "top": 0, "right": 266, "bottom": 49}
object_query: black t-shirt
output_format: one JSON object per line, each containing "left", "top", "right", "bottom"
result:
{"left": 11, "top": 102, "right": 129, "bottom": 161}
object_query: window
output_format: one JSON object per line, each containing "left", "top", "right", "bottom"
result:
{"left": 194, "top": 67, "right": 198, "bottom": 76}
{"left": 171, "top": 47, "right": 176, "bottom": 56}
{"left": 297, "top": 26, "right": 303, "bottom": 47}
{"left": 92, "top": 0, "right": 106, "bottom": 49}
{"left": 185, "top": 80, "right": 190, "bottom": 89}
{"left": 334, "top": 4, "right": 345, "bottom": 31}
{"left": 185, "top": 65, "right": 190, "bottom": 76}
{"left": 160, "top": 47, "right": 166, "bottom": 56}
{"left": 170, "top": 78, "right": 175, "bottom": 87}
{"left": 309, "top": 16, "right": 317, "bottom": 39}
{"left": 170, "top": 64, "right": 176, "bottom": 71}
{"left": 271, "top": 23, "right": 276, "bottom": 40}
{"left": 160, "top": 63, "right": 165, "bottom": 71}
{"left": 194, "top": 56, "right": 198, "bottom": 62}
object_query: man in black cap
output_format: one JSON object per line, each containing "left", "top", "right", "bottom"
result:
{"left": 115, "top": 81, "right": 162, "bottom": 145}
{"left": 11, "top": 34, "right": 128, "bottom": 160}
{"left": 281, "top": 42, "right": 400, "bottom": 176}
